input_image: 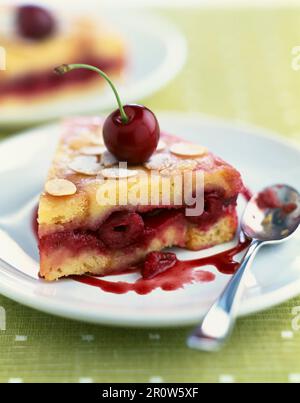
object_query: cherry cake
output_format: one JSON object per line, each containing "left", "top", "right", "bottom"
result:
{"left": 38, "top": 117, "right": 243, "bottom": 281}
{"left": 0, "top": 4, "right": 125, "bottom": 106}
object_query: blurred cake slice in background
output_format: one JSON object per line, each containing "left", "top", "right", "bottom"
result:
{"left": 0, "top": 3, "right": 126, "bottom": 107}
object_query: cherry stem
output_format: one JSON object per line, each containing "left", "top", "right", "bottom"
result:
{"left": 54, "top": 63, "right": 129, "bottom": 124}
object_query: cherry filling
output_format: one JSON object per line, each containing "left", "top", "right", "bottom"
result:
{"left": 98, "top": 212, "right": 144, "bottom": 249}
{"left": 40, "top": 190, "right": 238, "bottom": 255}
{"left": 186, "top": 190, "right": 237, "bottom": 230}
{"left": 40, "top": 231, "right": 106, "bottom": 255}
{"left": 0, "top": 56, "right": 123, "bottom": 98}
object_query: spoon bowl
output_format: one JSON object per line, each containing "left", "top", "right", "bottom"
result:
{"left": 187, "top": 184, "right": 300, "bottom": 352}
{"left": 242, "top": 185, "right": 300, "bottom": 242}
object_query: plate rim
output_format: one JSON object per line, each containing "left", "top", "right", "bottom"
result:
{"left": 0, "top": 112, "right": 299, "bottom": 327}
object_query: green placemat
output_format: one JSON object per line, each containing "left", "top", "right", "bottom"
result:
{"left": 1, "top": 6, "right": 300, "bottom": 383}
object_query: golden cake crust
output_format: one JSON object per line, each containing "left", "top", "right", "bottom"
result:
{"left": 38, "top": 117, "right": 243, "bottom": 237}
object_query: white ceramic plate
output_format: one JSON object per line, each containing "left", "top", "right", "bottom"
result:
{"left": 0, "top": 113, "right": 299, "bottom": 327}
{"left": 0, "top": 9, "right": 186, "bottom": 127}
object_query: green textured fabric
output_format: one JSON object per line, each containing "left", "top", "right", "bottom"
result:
{"left": 1, "top": 6, "right": 300, "bottom": 383}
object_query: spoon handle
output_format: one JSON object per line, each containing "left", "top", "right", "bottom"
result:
{"left": 187, "top": 238, "right": 262, "bottom": 351}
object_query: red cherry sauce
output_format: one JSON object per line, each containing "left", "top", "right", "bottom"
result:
{"left": 241, "top": 186, "right": 253, "bottom": 202}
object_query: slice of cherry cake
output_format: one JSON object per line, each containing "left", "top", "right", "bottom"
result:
{"left": 0, "top": 5, "right": 126, "bottom": 107}
{"left": 38, "top": 117, "right": 243, "bottom": 281}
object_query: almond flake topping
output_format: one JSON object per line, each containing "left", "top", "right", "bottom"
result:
{"left": 144, "top": 153, "right": 175, "bottom": 170}
{"left": 174, "top": 159, "right": 198, "bottom": 170}
{"left": 45, "top": 179, "right": 77, "bottom": 197}
{"left": 160, "top": 160, "right": 198, "bottom": 176}
{"left": 160, "top": 168, "right": 183, "bottom": 177}
{"left": 68, "top": 156, "right": 102, "bottom": 176}
{"left": 170, "top": 142, "right": 208, "bottom": 158}
{"left": 101, "top": 168, "right": 139, "bottom": 179}
{"left": 101, "top": 151, "right": 118, "bottom": 167}
{"left": 80, "top": 146, "right": 106, "bottom": 156}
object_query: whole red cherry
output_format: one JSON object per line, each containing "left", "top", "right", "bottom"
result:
{"left": 55, "top": 63, "right": 160, "bottom": 165}
{"left": 16, "top": 5, "right": 56, "bottom": 40}
{"left": 103, "top": 104, "right": 160, "bottom": 165}
{"left": 142, "top": 252, "right": 178, "bottom": 279}
{"left": 99, "top": 212, "right": 144, "bottom": 249}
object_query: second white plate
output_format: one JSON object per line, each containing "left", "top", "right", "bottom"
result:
{"left": 0, "top": 10, "right": 186, "bottom": 127}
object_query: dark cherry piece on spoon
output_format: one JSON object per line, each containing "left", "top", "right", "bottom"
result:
{"left": 17, "top": 5, "right": 56, "bottom": 40}
{"left": 55, "top": 64, "right": 160, "bottom": 164}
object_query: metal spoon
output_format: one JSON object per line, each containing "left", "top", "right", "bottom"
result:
{"left": 187, "top": 184, "right": 300, "bottom": 352}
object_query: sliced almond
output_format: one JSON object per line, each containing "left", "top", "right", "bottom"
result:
{"left": 156, "top": 139, "right": 167, "bottom": 152}
{"left": 160, "top": 168, "right": 183, "bottom": 177}
{"left": 68, "top": 156, "right": 102, "bottom": 176}
{"left": 80, "top": 146, "right": 106, "bottom": 156}
{"left": 144, "top": 153, "right": 174, "bottom": 170}
{"left": 45, "top": 179, "right": 77, "bottom": 197}
{"left": 101, "top": 151, "right": 118, "bottom": 167}
{"left": 170, "top": 142, "right": 207, "bottom": 158}
{"left": 101, "top": 168, "right": 139, "bottom": 179}
{"left": 174, "top": 159, "right": 198, "bottom": 170}
{"left": 159, "top": 158, "right": 198, "bottom": 176}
